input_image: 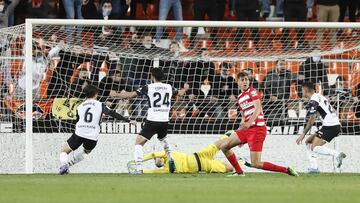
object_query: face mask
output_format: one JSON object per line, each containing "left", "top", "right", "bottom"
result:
{"left": 312, "top": 56, "right": 321, "bottom": 63}
{"left": 144, "top": 43, "right": 152, "bottom": 49}
{"left": 0, "top": 4, "right": 4, "bottom": 12}
{"left": 102, "top": 8, "right": 112, "bottom": 17}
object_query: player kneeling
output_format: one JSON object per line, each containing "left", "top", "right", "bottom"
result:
{"left": 220, "top": 72, "right": 298, "bottom": 177}
{"left": 58, "top": 85, "right": 135, "bottom": 175}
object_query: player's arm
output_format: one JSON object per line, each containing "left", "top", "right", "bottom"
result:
{"left": 296, "top": 100, "right": 318, "bottom": 144}
{"left": 118, "top": 85, "right": 148, "bottom": 99}
{"left": 143, "top": 151, "right": 167, "bottom": 162}
{"left": 240, "top": 99, "right": 261, "bottom": 130}
{"left": 102, "top": 103, "right": 135, "bottom": 124}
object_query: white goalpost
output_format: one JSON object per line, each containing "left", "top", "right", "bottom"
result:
{"left": 0, "top": 19, "right": 359, "bottom": 173}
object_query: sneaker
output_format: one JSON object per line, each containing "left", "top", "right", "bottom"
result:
{"left": 169, "top": 158, "right": 176, "bottom": 173}
{"left": 336, "top": 152, "right": 346, "bottom": 168}
{"left": 287, "top": 166, "right": 299, "bottom": 177}
{"left": 58, "top": 164, "right": 69, "bottom": 175}
{"left": 306, "top": 168, "right": 320, "bottom": 174}
{"left": 227, "top": 172, "right": 245, "bottom": 177}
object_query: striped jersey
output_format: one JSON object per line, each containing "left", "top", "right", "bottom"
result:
{"left": 237, "top": 86, "right": 265, "bottom": 127}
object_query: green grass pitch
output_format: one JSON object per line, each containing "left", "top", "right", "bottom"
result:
{"left": 1, "top": 173, "right": 359, "bottom": 203}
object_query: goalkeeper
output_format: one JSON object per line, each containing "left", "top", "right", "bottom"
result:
{"left": 128, "top": 131, "right": 243, "bottom": 174}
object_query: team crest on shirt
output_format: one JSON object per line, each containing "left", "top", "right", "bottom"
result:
{"left": 251, "top": 90, "right": 257, "bottom": 97}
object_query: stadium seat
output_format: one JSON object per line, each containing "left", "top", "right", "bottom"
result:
{"left": 285, "top": 61, "right": 301, "bottom": 73}
{"left": 327, "top": 61, "right": 350, "bottom": 81}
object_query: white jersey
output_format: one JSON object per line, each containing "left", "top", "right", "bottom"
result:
{"left": 307, "top": 93, "right": 340, "bottom": 126}
{"left": 75, "top": 98, "right": 128, "bottom": 140}
{"left": 136, "top": 83, "right": 176, "bottom": 122}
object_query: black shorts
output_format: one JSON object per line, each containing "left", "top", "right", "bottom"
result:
{"left": 67, "top": 133, "right": 97, "bottom": 151}
{"left": 316, "top": 125, "right": 341, "bottom": 142}
{"left": 139, "top": 120, "right": 168, "bottom": 141}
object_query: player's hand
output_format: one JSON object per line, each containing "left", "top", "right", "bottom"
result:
{"left": 129, "top": 120, "right": 137, "bottom": 126}
{"left": 296, "top": 134, "right": 305, "bottom": 145}
{"left": 240, "top": 122, "right": 251, "bottom": 130}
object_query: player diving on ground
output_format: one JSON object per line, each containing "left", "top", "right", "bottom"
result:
{"left": 127, "top": 132, "right": 243, "bottom": 174}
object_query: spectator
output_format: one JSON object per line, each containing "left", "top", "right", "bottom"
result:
{"left": 208, "top": 62, "right": 238, "bottom": 117}
{"left": 98, "top": 0, "right": 121, "bottom": 18}
{"left": 312, "top": 0, "right": 340, "bottom": 46}
{"left": 0, "top": 0, "right": 20, "bottom": 28}
{"left": 243, "top": 68, "right": 259, "bottom": 89}
{"left": 262, "top": 0, "right": 285, "bottom": 18}
{"left": 62, "top": 0, "right": 83, "bottom": 43}
{"left": 329, "top": 76, "right": 351, "bottom": 101}
{"left": 14, "top": 39, "right": 63, "bottom": 99}
{"left": 233, "top": 0, "right": 260, "bottom": 49}
{"left": 185, "top": 48, "right": 216, "bottom": 96}
{"left": 281, "top": 0, "right": 312, "bottom": 49}
{"left": 25, "top": 0, "right": 50, "bottom": 18}
{"left": 81, "top": 0, "right": 101, "bottom": 19}
{"left": 299, "top": 56, "right": 329, "bottom": 96}
{"left": 189, "top": 0, "right": 218, "bottom": 49}
{"left": 155, "top": 0, "right": 183, "bottom": 43}
{"left": 263, "top": 60, "right": 299, "bottom": 100}
{"left": 338, "top": 0, "right": 358, "bottom": 22}
{"left": 119, "top": 0, "right": 137, "bottom": 20}
{"left": 68, "top": 63, "right": 93, "bottom": 98}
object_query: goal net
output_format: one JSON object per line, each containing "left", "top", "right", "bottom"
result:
{"left": 1, "top": 20, "right": 360, "bottom": 173}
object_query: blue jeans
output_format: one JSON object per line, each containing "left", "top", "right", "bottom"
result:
{"left": 155, "top": 0, "right": 183, "bottom": 42}
{"left": 62, "top": 0, "right": 83, "bottom": 42}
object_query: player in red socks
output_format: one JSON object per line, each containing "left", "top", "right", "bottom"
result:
{"left": 220, "top": 71, "right": 298, "bottom": 177}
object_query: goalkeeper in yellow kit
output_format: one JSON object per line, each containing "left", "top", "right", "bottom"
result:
{"left": 127, "top": 131, "right": 243, "bottom": 174}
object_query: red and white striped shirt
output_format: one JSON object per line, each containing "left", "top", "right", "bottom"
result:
{"left": 237, "top": 86, "right": 265, "bottom": 127}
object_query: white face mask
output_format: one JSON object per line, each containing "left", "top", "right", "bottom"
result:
{"left": 312, "top": 56, "right": 321, "bottom": 63}
{"left": 0, "top": 4, "right": 4, "bottom": 12}
{"left": 144, "top": 44, "right": 151, "bottom": 49}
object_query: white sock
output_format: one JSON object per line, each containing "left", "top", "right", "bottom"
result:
{"left": 306, "top": 144, "right": 318, "bottom": 169}
{"left": 60, "top": 152, "right": 68, "bottom": 166}
{"left": 68, "top": 150, "right": 87, "bottom": 166}
{"left": 313, "top": 146, "right": 340, "bottom": 157}
{"left": 161, "top": 138, "right": 173, "bottom": 160}
{"left": 134, "top": 145, "right": 143, "bottom": 171}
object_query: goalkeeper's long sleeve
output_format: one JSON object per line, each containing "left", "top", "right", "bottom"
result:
{"left": 143, "top": 151, "right": 167, "bottom": 162}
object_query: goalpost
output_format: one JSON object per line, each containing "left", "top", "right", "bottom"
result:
{"left": 1, "top": 19, "right": 360, "bottom": 173}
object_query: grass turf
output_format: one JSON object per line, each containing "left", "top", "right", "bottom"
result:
{"left": 0, "top": 173, "right": 359, "bottom": 203}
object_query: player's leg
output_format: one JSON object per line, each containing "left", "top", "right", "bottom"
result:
{"left": 59, "top": 134, "right": 82, "bottom": 175}
{"left": 304, "top": 134, "right": 320, "bottom": 173}
{"left": 67, "top": 139, "right": 97, "bottom": 167}
{"left": 310, "top": 126, "right": 346, "bottom": 168}
{"left": 134, "top": 135, "right": 148, "bottom": 174}
{"left": 219, "top": 130, "right": 244, "bottom": 175}
{"left": 157, "top": 122, "right": 176, "bottom": 173}
{"left": 248, "top": 127, "right": 298, "bottom": 176}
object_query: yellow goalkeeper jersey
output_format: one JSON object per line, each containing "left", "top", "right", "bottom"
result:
{"left": 143, "top": 151, "right": 198, "bottom": 173}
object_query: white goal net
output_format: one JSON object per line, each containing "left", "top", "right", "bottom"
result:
{"left": 1, "top": 20, "right": 360, "bottom": 173}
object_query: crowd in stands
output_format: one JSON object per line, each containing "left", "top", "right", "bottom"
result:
{"left": 1, "top": 0, "right": 359, "bottom": 28}
{"left": 0, "top": 0, "right": 360, "bottom": 125}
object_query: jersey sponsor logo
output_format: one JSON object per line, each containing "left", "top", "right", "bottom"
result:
{"left": 240, "top": 101, "right": 253, "bottom": 111}
{"left": 251, "top": 90, "right": 257, "bottom": 97}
